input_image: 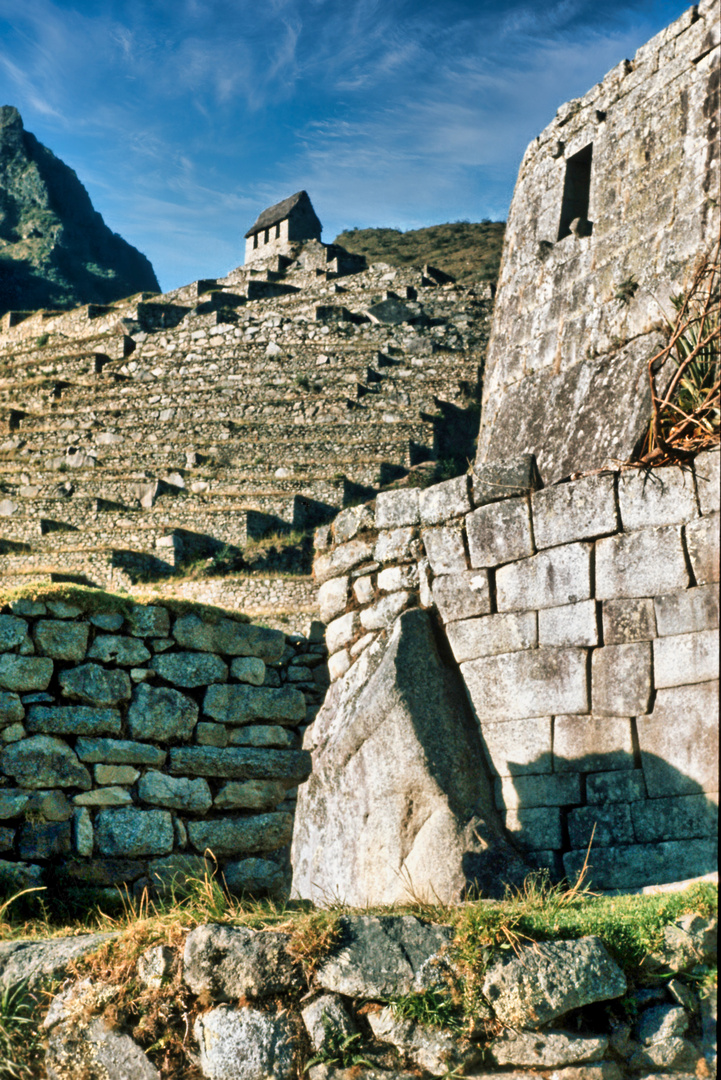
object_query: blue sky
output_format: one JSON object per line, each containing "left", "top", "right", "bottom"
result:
{"left": 1, "top": 0, "right": 689, "bottom": 291}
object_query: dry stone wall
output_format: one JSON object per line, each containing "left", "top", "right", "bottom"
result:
{"left": 0, "top": 244, "right": 491, "bottom": 598}
{"left": 303, "top": 449, "right": 719, "bottom": 893}
{"left": 0, "top": 596, "right": 328, "bottom": 900}
{"left": 477, "top": 0, "right": 720, "bottom": 481}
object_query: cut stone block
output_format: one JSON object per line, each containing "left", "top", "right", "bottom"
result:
{"left": 602, "top": 598, "right": 657, "bottom": 644}
{"left": 127, "top": 604, "right": 170, "bottom": 637}
{"left": 95, "top": 808, "right": 174, "bottom": 857}
{"left": 314, "top": 539, "right": 375, "bottom": 584}
{"left": 230, "top": 658, "right": 266, "bottom": 686}
{"left": 187, "top": 812, "right": 293, "bottom": 855}
{"left": 18, "top": 821, "right": 71, "bottom": 860}
{"left": 463, "top": 648, "right": 589, "bottom": 721}
{"left": 328, "top": 650, "right": 350, "bottom": 681}
{"left": 149, "top": 652, "right": 228, "bottom": 688}
{"left": 0, "top": 693, "right": 23, "bottom": 730}
{"left": 431, "top": 571, "right": 491, "bottom": 623}
{"left": 173, "top": 617, "right": 286, "bottom": 661}
{"left": 0, "top": 616, "right": 28, "bottom": 650}
{"left": 496, "top": 542, "right": 592, "bottom": 611}
{"left": 563, "top": 838, "right": 717, "bottom": 891}
{"left": 375, "top": 487, "right": 420, "bottom": 528}
{"left": 1, "top": 735, "right": 91, "bottom": 790}
{"left": 503, "top": 806, "right": 563, "bottom": 850}
{"left": 33, "top": 621, "right": 89, "bottom": 661}
{"left": 422, "top": 524, "right": 467, "bottom": 574}
{"left": 353, "top": 574, "right": 375, "bottom": 605}
{"left": 419, "top": 474, "right": 471, "bottom": 525}
{"left": 87, "top": 635, "right": 152, "bottom": 666}
{"left": 532, "top": 473, "right": 619, "bottom": 550}
{"left": 94, "top": 765, "right": 139, "bottom": 785}
{"left": 447, "top": 611, "right": 536, "bottom": 662}
{"left": 631, "top": 793, "right": 718, "bottom": 842}
{"left": 539, "top": 600, "right": 599, "bottom": 647}
{"left": 466, "top": 498, "right": 534, "bottom": 568}
{"left": 471, "top": 454, "right": 542, "bottom": 507}
{"left": 73, "top": 787, "right": 133, "bottom": 808}
{"left": 26, "top": 706, "right": 122, "bottom": 737}
{"left": 553, "top": 715, "right": 634, "bottom": 773}
{"left": 75, "top": 738, "right": 167, "bottom": 767}
{"left": 138, "top": 771, "right": 212, "bottom": 812}
{"left": 168, "top": 745, "right": 311, "bottom": 783}
{"left": 374, "top": 527, "right": 419, "bottom": 563}
{"left": 0, "top": 656, "right": 53, "bottom": 693}
{"left": 567, "top": 803, "right": 634, "bottom": 848}
{"left": 591, "top": 642, "right": 653, "bottom": 716}
{"left": 495, "top": 773, "right": 582, "bottom": 809}
{"left": 618, "top": 467, "right": 698, "bottom": 529}
{"left": 326, "top": 611, "right": 358, "bottom": 654}
{"left": 637, "top": 681, "right": 719, "bottom": 795}
{"left": 59, "top": 663, "right": 131, "bottom": 706}
{"left": 654, "top": 584, "right": 719, "bottom": 637}
{"left": 653, "top": 629, "right": 718, "bottom": 688}
{"left": 203, "top": 684, "right": 306, "bottom": 726}
{"left": 214, "top": 780, "right": 286, "bottom": 810}
{"left": 127, "top": 683, "right": 199, "bottom": 740}
{"left": 359, "top": 591, "right": 411, "bottom": 630}
{"left": 377, "top": 564, "right": 418, "bottom": 592}
{"left": 685, "top": 513, "right": 720, "bottom": 584}
{"left": 318, "top": 577, "right": 349, "bottom": 624}
{"left": 586, "top": 770, "right": 647, "bottom": 804}
{"left": 228, "top": 726, "right": 297, "bottom": 748}
{"left": 693, "top": 450, "right": 720, "bottom": 514}
{"left": 332, "top": 503, "right": 374, "bottom": 543}
{"left": 595, "top": 526, "right": 689, "bottom": 599}
{"left": 481, "top": 716, "right": 552, "bottom": 775}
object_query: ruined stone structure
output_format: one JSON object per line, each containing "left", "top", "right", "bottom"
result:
{"left": 0, "top": 595, "right": 326, "bottom": 899}
{"left": 292, "top": 452, "right": 719, "bottom": 900}
{"left": 0, "top": 245, "right": 491, "bottom": 610}
{"left": 477, "top": 0, "right": 720, "bottom": 482}
{"left": 291, "top": 2, "right": 720, "bottom": 902}
{"left": 244, "top": 191, "right": 322, "bottom": 264}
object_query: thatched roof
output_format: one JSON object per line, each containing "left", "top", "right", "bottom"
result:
{"left": 244, "top": 191, "right": 321, "bottom": 238}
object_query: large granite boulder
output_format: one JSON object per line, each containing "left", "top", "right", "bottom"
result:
{"left": 291, "top": 607, "right": 528, "bottom": 904}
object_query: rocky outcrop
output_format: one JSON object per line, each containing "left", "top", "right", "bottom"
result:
{"left": 0, "top": 106, "right": 158, "bottom": 315}
{"left": 4, "top": 909, "right": 716, "bottom": 1080}
{"left": 291, "top": 607, "right": 529, "bottom": 904}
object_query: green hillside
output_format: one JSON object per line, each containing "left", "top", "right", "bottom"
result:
{"left": 333, "top": 220, "right": 505, "bottom": 285}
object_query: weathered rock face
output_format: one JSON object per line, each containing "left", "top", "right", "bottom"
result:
{"left": 476, "top": 2, "right": 720, "bottom": 481}
{"left": 0, "top": 106, "right": 159, "bottom": 315}
{"left": 291, "top": 607, "right": 528, "bottom": 904}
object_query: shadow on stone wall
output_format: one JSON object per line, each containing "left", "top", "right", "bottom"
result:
{"left": 489, "top": 746, "right": 717, "bottom": 892}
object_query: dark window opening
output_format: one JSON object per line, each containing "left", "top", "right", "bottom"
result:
{"left": 253, "top": 234, "right": 258, "bottom": 249}
{"left": 275, "top": 222, "right": 281, "bottom": 238}
{"left": 264, "top": 228, "right": 270, "bottom": 244}
{"left": 557, "top": 143, "right": 593, "bottom": 240}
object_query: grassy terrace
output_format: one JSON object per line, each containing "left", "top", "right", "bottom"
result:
{"left": 0, "top": 869, "right": 716, "bottom": 1078}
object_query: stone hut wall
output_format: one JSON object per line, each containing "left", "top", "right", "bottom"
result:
{"left": 477, "top": 0, "right": 720, "bottom": 482}
{"left": 0, "top": 596, "right": 328, "bottom": 901}
{"left": 312, "top": 449, "right": 719, "bottom": 891}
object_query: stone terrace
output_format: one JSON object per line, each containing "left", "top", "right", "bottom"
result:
{"left": 0, "top": 243, "right": 492, "bottom": 593}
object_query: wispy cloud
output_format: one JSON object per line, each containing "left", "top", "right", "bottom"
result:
{"left": 0, "top": 0, "right": 691, "bottom": 288}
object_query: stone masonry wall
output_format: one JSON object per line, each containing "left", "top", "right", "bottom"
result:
{"left": 477, "top": 0, "right": 720, "bottom": 481}
{"left": 0, "top": 596, "right": 328, "bottom": 901}
{"left": 312, "top": 449, "right": 719, "bottom": 891}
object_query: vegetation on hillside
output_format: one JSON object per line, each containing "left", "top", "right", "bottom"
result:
{"left": 334, "top": 220, "right": 505, "bottom": 285}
